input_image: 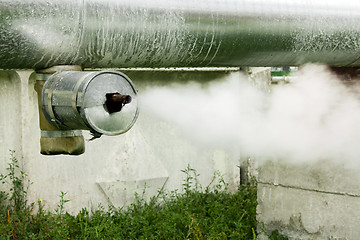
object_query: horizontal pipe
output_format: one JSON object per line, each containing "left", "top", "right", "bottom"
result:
{"left": 1, "top": 0, "right": 360, "bottom": 69}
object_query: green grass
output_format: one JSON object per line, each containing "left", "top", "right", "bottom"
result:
{"left": 0, "top": 152, "right": 260, "bottom": 239}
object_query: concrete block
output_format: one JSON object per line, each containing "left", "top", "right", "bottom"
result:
{"left": 258, "top": 159, "right": 360, "bottom": 239}
{"left": 258, "top": 183, "right": 360, "bottom": 240}
{"left": 258, "top": 160, "right": 360, "bottom": 197}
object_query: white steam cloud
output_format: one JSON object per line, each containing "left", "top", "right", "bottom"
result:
{"left": 140, "top": 64, "right": 360, "bottom": 166}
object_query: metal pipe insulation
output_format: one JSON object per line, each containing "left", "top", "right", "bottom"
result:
{"left": 1, "top": 0, "right": 360, "bottom": 69}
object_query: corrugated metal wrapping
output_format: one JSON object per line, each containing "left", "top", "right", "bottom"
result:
{"left": 1, "top": 0, "right": 360, "bottom": 69}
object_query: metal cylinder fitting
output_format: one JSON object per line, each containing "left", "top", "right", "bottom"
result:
{"left": 41, "top": 70, "right": 139, "bottom": 136}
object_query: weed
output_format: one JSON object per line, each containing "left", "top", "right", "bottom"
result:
{"left": 0, "top": 150, "right": 35, "bottom": 239}
{"left": 0, "top": 153, "right": 263, "bottom": 239}
{"left": 268, "top": 230, "right": 289, "bottom": 240}
{"left": 55, "top": 191, "right": 70, "bottom": 218}
{"left": 260, "top": 222, "right": 289, "bottom": 240}
{"left": 0, "top": 150, "right": 32, "bottom": 213}
{"left": 181, "top": 164, "right": 200, "bottom": 195}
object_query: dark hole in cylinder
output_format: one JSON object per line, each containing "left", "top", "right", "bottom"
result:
{"left": 105, "top": 93, "right": 132, "bottom": 114}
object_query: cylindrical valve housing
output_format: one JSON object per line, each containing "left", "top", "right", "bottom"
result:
{"left": 41, "top": 70, "right": 139, "bottom": 136}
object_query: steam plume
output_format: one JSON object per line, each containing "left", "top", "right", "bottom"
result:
{"left": 140, "top": 64, "right": 360, "bottom": 167}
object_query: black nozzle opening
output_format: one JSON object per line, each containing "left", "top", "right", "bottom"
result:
{"left": 105, "top": 93, "right": 132, "bottom": 114}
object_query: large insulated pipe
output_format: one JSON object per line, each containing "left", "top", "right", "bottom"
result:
{"left": 1, "top": 0, "right": 360, "bottom": 69}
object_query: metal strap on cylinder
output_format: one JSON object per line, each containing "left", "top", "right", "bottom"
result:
{"left": 37, "top": 71, "right": 62, "bottom": 129}
{"left": 44, "top": 73, "right": 64, "bottom": 129}
{"left": 71, "top": 72, "right": 94, "bottom": 123}
{"left": 41, "top": 130, "right": 83, "bottom": 138}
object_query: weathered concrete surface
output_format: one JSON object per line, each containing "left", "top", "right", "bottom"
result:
{"left": 257, "top": 160, "right": 360, "bottom": 240}
{"left": 259, "top": 160, "right": 360, "bottom": 196}
{"left": 0, "top": 69, "right": 240, "bottom": 213}
{"left": 0, "top": 71, "right": 22, "bottom": 183}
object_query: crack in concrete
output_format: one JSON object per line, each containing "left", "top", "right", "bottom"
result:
{"left": 258, "top": 181, "right": 360, "bottom": 198}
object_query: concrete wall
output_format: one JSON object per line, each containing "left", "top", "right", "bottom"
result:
{"left": 7, "top": 67, "right": 356, "bottom": 239}
{"left": 0, "top": 69, "right": 240, "bottom": 213}
{"left": 257, "top": 160, "right": 360, "bottom": 240}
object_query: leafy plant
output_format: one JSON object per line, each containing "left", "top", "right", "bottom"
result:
{"left": 0, "top": 153, "right": 261, "bottom": 239}
{"left": 268, "top": 230, "right": 289, "bottom": 240}
{"left": 0, "top": 150, "right": 34, "bottom": 239}
{"left": 0, "top": 150, "right": 32, "bottom": 213}
{"left": 181, "top": 164, "right": 200, "bottom": 196}
{"left": 55, "top": 191, "right": 70, "bottom": 218}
